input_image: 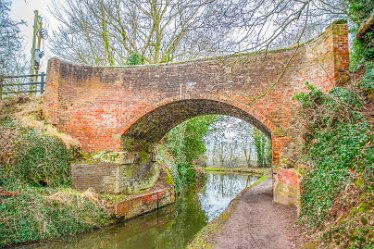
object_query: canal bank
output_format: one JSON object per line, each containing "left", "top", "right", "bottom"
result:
{"left": 188, "top": 177, "right": 302, "bottom": 249}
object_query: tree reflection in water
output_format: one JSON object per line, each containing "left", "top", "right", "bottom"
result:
{"left": 199, "top": 174, "right": 258, "bottom": 221}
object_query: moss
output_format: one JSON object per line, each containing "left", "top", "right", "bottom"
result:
{"left": 278, "top": 157, "right": 295, "bottom": 169}
{"left": 122, "top": 164, "right": 160, "bottom": 194}
{"left": 272, "top": 127, "right": 286, "bottom": 136}
{"left": 138, "top": 149, "right": 151, "bottom": 164}
{"left": 332, "top": 19, "right": 348, "bottom": 24}
{"left": 100, "top": 193, "right": 128, "bottom": 203}
{"left": 163, "top": 167, "right": 175, "bottom": 186}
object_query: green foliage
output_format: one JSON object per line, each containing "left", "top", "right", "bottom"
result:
{"left": 163, "top": 115, "right": 217, "bottom": 192}
{"left": 11, "top": 129, "right": 71, "bottom": 187}
{"left": 348, "top": 0, "right": 374, "bottom": 26}
{"left": 348, "top": 0, "right": 374, "bottom": 72}
{"left": 295, "top": 83, "right": 373, "bottom": 248}
{"left": 359, "top": 61, "right": 374, "bottom": 90}
{"left": 253, "top": 129, "right": 271, "bottom": 167}
{"left": 350, "top": 39, "right": 365, "bottom": 72}
{"left": 0, "top": 186, "right": 110, "bottom": 248}
{"left": 127, "top": 52, "right": 144, "bottom": 65}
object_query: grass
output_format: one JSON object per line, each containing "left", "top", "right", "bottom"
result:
{"left": 187, "top": 175, "right": 269, "bottom": 249}
{"left": 203, "top": 166, "right": 270, "bottom": 176}
{"left": 0, "top": 185, "right": 113, "bottom": 248}
{"left": 0, "top": 96, "right": 80, "bottom": 149}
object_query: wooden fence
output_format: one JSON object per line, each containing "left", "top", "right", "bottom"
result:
{"left": 0, "top": 73, "right": 46, "bottom": 100}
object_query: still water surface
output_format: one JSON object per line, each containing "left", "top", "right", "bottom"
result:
{"left": 23, "top": 173, "right": 258, "bottom": 249}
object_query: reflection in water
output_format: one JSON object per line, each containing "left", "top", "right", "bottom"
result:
{"left": 200, "top": 174, "right": 258, "bottom": 221}
{"left": 20, "top": 173, "right": 258, "bottom": 249}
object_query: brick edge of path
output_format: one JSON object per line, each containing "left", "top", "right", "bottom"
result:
{"left": 212, "top": 178, "right": 302, "bottom": 249}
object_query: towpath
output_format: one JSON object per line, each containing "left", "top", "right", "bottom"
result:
{"left": 212, "top": 178, "right": 302, "bottom": 249}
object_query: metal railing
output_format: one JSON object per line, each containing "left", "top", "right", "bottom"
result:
{"left": 0, "top": 73, "right": 46, "bottom": 100}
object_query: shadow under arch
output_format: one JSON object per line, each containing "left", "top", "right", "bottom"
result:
{"left": 122, "top": 99, "right": 271, "bottom": 150}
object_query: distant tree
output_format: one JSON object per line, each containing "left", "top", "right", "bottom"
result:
{"left": 204, "top": 116, "right": 257, "bottom": 168}
{"left": 0, "top": 0, "right": 26, "bottom": 75}
{"left": 162, "top": 115, "right": 217, "bottom": 191}
{"left": 253, "top": 129, "right": 271, "bottom": 167}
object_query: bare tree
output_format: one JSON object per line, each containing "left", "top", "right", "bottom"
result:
{"left": 205, "top": 116, "right": 257, "bottom": 168}
{"left": 0, "top": 0, "right": 27, "bottom": 75}
{"left": 50, "top": 0, "right": 347, "bottom": 66}
{"left": 50, "top": 0, "right": 233, "bottom": 65}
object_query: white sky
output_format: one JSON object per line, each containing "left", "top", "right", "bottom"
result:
{"left": 10, "top": 0, "right": 57, "bottom": 72}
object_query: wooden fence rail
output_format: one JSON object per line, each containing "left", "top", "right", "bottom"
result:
{"left": 0, "top": 73, "right": 46, "bottom": 100}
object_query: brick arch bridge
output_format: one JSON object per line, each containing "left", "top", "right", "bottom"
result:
{"left": 43, "top": 23, "right": 348, "bottom": 206}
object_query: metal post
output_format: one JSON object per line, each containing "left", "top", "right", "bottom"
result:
{"left": 34, "top": 17, "right": 43, "bottom": 86}
{"left": 40, "top": 73, "right": 45, "bottom": 94}
{"left": 29, "top": 10, "right": 38, "bottom": 94}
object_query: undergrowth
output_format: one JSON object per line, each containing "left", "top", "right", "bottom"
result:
{"left": 0, "top": 123, "right": 71, "bottom": 187}
{"left": 0, "top": 96, "right": 75, "bottom": 187}
{"left": 0, "top": 97, "right": 112, "bottom": 248}
{"left": 294, "top": 83, "right": 373, "bottom": 248}
{"left": 0, "top": 183, "right": 111, "bottom": 248}
{"left": 13, "top": 128, "right": 71, "bottom": 186}
{"left": 294, "top": 3, "right": 374, "bottom": 247}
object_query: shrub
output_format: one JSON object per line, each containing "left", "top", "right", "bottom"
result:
{"left": 295, "top": 83, "right": 373, "bottom": 248}
{"left": 360, "top": 62, "right": 374, "bottom": 90}
{"left": 12, "top": 129, "right": 71, "bottom": 187}
{"left": 0, "top": 187, "right": 110, "bottom": 248}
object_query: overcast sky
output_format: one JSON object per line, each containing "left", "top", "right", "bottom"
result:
{"left": 10, "top": 0, "right": 57, "bottom": 72}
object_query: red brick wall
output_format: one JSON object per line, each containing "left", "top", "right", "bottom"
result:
{"left": 43, "top": 23, "right": 349, "bottom": 207}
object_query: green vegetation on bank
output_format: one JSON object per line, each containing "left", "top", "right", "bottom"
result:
{"left": 203, "top": 167, "right": 269, "bottom": 176}
{"left": 0, "top": 184, "right": 111, "bottom": 248}
{"left": 294, "top": 2, "right": 374, "bottom": 247}
{"left": 253, "top": 129, "right": 272, "bottom": 167}
{"left": 0, "top": 98, "right": 112, "bottom": 248}
{"left": 295, "top": 83, "right": 373, "bottom": 248}
{"left": 295, "top": 4, "right": 373, "bottom": 246}
{"left": 159, "top": 115, "right": 217, "bottom": 192}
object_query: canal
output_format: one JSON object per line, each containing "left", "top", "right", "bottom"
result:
{"left": 21, "top": 173, "right": 258, "bottom": 249}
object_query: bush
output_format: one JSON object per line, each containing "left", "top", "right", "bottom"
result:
{"left": 12, "top": 129, "right": 71, "bottom": 187}
{"left": 295, "top": 83, "right": 373, "bottom": 248}
{"left": 0, "top": 187, "right": 110, "bottom": 248}
{"left": 360, "top": 62, "right": 374, "bottom": 90}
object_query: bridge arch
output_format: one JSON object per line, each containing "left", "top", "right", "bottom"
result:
{"left": 121, "top": 98, "right": 271, "bottom": 141}
{"left": 120, "top": 98, "right": 273, "bottom": 163}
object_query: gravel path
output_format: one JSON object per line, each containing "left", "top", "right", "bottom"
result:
{"left": 213, "top": 178, "right": 302, "bottom": 249}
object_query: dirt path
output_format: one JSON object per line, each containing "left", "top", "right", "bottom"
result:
{"left": 212, "top": 178, "right": 302, "bottom": 249}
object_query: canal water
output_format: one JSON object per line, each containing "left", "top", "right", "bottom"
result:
{"left": 22, "top": 173, "right": 258, "bottom": 249}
